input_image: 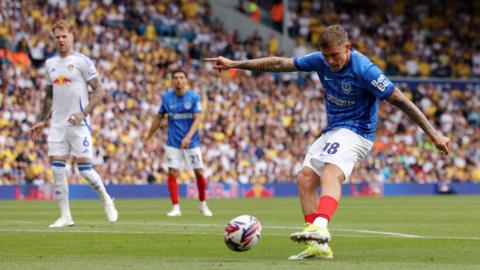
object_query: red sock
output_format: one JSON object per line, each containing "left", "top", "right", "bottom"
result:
{"left": 304, "top": 213, "right": 317, "bottom": 224}
{"left": 196, "top": 176, "right": 206, "bottom": 201}
{"left": 167, "top": 175, "right": 179, "bottom": 205}
{"left": 316, "top": 195, "right": 338, "bottom": 222}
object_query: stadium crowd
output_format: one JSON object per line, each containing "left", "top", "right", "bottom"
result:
{"left": 243, "top": 0, "right": 480, "bottom": 78}
{"left": 0, "top": 0, "right": 479, "bottom": 186}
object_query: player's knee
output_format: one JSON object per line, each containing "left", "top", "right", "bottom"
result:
{"left": 296, "top": 169, "right": 319, "bottom": 193}
{"left": 77, "top": 162, "right": 93, "bottom": 178}
{"left": 168, "top": 168, "right": 179, "bottom": 178}
{"left": 194, "top": 169, "right": 204, "bottom": 179}
{"left": 51, "top": 160, "right": 66, "bottom": 178}
{"left": 321, "top": 164, "right": 345, "bottom": 183}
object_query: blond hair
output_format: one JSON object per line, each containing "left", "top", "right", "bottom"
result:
{"left": 51, "top": 19, "right": 74, "bottom": 34}
{"left": 318, "top": 25, "right": 349, "bottom": 48}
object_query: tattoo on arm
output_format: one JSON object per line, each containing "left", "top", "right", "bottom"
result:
{"left": 37, "top": 85, "right": 53, "bottom": 122}
{"left": 84, "top": 77, "right": 106, "bottom": 116}
{"left": 233, "top": 57, "right": 297, "bottom": 72}
{"left": 387, "top": 88, "right": 437, "bottom": 138}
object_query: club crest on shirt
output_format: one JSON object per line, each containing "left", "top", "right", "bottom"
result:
{"left": 184, "top": 101, "right": 192, "bottom": 110}
{"left": 68, "top": 64, "right": 74, "bottom": 71}
{"left": 341, "top": 80, "right": 352, "bottom": 94}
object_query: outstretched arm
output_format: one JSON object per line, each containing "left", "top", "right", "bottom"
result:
{"left": 68, "top": 77, "right": 106, "bottom": 125}
{"left": 387, "top": 87, "right": 451, "bottom": 155}
{"left": 205, "top": 56, "right": 297, "bottom": 72}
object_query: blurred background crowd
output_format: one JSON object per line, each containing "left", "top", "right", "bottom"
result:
{"left": 0, "top": 0, "right": 479, "bottom": 186}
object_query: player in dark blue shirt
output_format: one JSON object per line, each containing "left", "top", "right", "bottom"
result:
{"left": 145, "top": 69, "right": 213, "bottom": 217}
{"left": 206, "top": 25, "right": 451, "bottom": 259}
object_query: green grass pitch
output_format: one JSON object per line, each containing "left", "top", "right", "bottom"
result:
{"left": 1, "top": 196, "right": 479, "bottom": 270}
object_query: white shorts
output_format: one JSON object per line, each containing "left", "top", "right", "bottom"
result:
{"left": 48, "top": 125, "right": 93, "bottom": 158}
{"left": 302, "top": 128, "right": 373, "bottom": 181}
{"left": 165, "top": 145, "right": 204, "bottom": 171}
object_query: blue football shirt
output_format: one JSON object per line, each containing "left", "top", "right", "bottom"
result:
{"left": 159, "top": 90, "right": 202, "bottom": 148}
{"left": 294, "top": 49, "right": 395, "bottom": 141}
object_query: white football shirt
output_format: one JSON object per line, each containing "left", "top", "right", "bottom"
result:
{"left": 45, "top": 53, "right": 98, "bottom": 127}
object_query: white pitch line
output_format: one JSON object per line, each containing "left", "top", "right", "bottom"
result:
{"left": 1, "top": 221, "right": 480, "bottom": 241}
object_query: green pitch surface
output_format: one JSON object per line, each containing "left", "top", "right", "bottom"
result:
{"left": 1, "top": 196, "right": 480, "bottom": 270}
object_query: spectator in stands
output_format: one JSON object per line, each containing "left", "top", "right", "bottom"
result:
{"left": 271, "top": 0, "right": 283, "bottom": 32}
{"left": 0, "top": 0, "right": 477, "bottom": 190}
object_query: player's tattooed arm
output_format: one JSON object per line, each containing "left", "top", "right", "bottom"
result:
{"left": 37, "top": 85, "right": 53, "bottom": 122}
{"left": 387, "top": 87, "right": 444, "bottom": 137}
{"left": 387, "top": 87, "right": 438, "bottom": 138}
{"left": 205, "top": 56, "right": 297, "bottom": 72}
{"left": 84, "top": 77, "right": 106, "bottom": 116}
{"left": 387, "top": 87, "right": 451, "bottom": 155}
{"left": 233, "top": 57, "right": 297, "bottom": 72}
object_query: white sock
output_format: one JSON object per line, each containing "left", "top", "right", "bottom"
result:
{"left": 313, "top": 217, "right": 329, "bottom": 229}
{"left": 172, "top": 204, "right": 180, "bottom": 211}
{"left": 79, "top": 167, "right": 112, "bottom": 203}
{"left": 200, "top": 201, "right": 208, "bottom": 208}
{"left": 51, "top": 164, "right": 72, "bottom": 219}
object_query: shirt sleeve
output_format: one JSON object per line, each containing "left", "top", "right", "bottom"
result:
{"left": 362, "top": 64, "right": 395, "bottom": 100}
{"left": 45, "top": 63, "right": 52, "bottom": 85}
{"left": 158, "top": 95, "right": 167, "bottom": 115}
{"left": 79, "top": 56, "right": 99, "bottom": 81}
{"left": 293, "top": 52, "right": 322, "bottom": 72}
{"left": 193, "top": 93, "right": 202, "bottom": 113}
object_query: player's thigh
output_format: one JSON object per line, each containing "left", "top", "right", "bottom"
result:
{"left": 165, "top": 145, "right": 184, "bottom": 170}
{"left": 302, "top": 133, "right": 329, "bottom": 177}
{"left": 48, "top": 126, "right": 70, "bottom": 157}
{"left": 67, "top": 126, "right": 93, "bottom": 159}
{"left": 184, "top": 147, "right": 204, "bottom": 170}
{"left": 307, "top": 128, "right": 372, "bottom": 181}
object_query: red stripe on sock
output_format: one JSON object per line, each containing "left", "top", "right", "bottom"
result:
{"left": 196, "top": 176, "right": 206, "bottom": 201}
{"left": 167, "top": 175, "right": 179, "bottom": 205}
{"left": 316, "top": 195, "right": 338, "bottom": 222}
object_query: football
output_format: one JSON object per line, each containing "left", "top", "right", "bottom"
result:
{"left": 224, "top": 215, "right": 262, "bottom": 252}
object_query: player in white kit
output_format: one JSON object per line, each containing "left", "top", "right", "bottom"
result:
{"left": 30, "top": 20, "right": 118, "bottom": 228}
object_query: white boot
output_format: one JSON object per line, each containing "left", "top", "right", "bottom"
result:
{"left": 199, "top": 201, "right": 213, "bottom": 217}
{"left": 167, "top": 204, "right": 181, "bottom": 217}
{"left": 104, "top": 199, "right": 118, "bottom": 223}
{"left": 49, "top": 216, "right": 75, "bottom": 228}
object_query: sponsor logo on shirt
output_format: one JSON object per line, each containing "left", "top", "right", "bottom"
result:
{"left": 52, "top": 76, "right": 72, "bottom": 86}
{"left": 370, "top": 74, "right": 390, "bottom": 92}
{"left": 327, "top": 93, "right": 356, "bottom": 106}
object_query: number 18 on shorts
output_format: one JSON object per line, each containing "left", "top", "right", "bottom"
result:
{"left": 302, "top": 128, "right": 373, "bottom": 180}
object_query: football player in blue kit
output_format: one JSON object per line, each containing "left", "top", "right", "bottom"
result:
{"left": 206, "top": 25, "right": 451, "bottom": 259}
{"left": 145, "top": 69, "right": 213, "bottom": 217}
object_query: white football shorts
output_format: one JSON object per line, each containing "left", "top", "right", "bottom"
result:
{"left": 48, "top": 125, "right": 93, "bottom": 158}
{"left": 165, "top": 145, "right": 204, "bottom": 171}
{"left": 302, "top": 128, "right": 373, "bottom": 181}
